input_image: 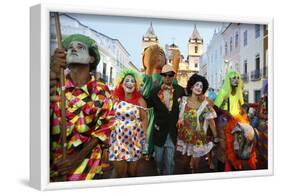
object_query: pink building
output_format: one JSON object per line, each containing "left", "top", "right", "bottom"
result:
{"left": 222, "top": 23, "right": 241, "bottom": 74}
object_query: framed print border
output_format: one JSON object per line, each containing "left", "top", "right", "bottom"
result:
{"left": 30, "top": 3, "right": 274, "bottom": 191}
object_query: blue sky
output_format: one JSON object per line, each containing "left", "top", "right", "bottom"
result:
{"left": 69, "top": 13, "right": 223, "bottom": 69}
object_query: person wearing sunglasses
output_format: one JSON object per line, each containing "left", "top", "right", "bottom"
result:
{"left": 141, "top": 44, "right": 180, "bottom": 160}
{"left": 146, "top": 64, "right": 185, "bottom": 175}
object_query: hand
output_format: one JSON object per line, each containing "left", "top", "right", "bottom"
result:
{"left": 53, "top": 154, "right": 82, "bottom": 176}
{"left": 172, "top": 49, "right": 180, "bottom": 73}
{"left": 50, "top": 48, "right": 67, "bottom": 79}
{"left": 101, "top": 148, "right": 109, "bottom": 163}
{"left": 53, "top": 138, "right": 99, "bottom": 176}
{"left": 213, "top": 137, "right": 220, "bottom": 144}
{"left": 177, "top": 120, "right": 182, "bottom": 128}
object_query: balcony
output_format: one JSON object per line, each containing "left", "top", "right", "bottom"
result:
{"left": 250, "top": 69, "right": 262, "bottom": 81}
{"left": 241, "top": 73, "right": 249, "bottom": 82}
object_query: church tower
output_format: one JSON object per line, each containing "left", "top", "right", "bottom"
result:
{"left": 187, "top": 24, "right": 203, "bottom": 72}
{"left": 142, "top": 22, "right": 159, "bottom": 50}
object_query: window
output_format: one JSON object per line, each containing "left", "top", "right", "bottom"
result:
{"left": 195, "top": 63, "right": 198, "bottom": 68}
{"left": 255, "top": 24, "right": 260, "bottom": 38}
{"left": 103, "top": 62, "right": 107, "bottom": 76}
{"left": 235, "top": 63, "right": 239, "bottom": 71}
{"left": 225, "top": 42, "right": 228, "bottom": 55}
{"left": 109, "top": 67, "right": 113, "bottom": 83}
{"left": 230, "top": 37, "right": 233, "bottom": 52}
{"left": 243, "top": 30, "right": 248, "bottom": 46}
{"left": 254, "top": 90, "right": 261, "bottom": 103}
{"left": 244, "top": 60, "right": 248, "bottom": 74}
{"left": 255, "top": 54, "right": 260, "bottom": 73}
{"left": 195, "top": 46, "right": 198, "bottom": 53}
{"left": 235, "top": 32, "right": 239, "bottom": 48}
{"left": 143, "top": 37, "right": 149, "bottom": 41}
{"left": 215, "top": 49, "right": 218, "bottom": 60}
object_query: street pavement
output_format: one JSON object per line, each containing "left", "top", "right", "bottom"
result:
{"left": 101, "top": 151, "right": 212, "bottom": 179}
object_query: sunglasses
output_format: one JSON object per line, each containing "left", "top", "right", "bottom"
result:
{"left": 161, "top": 73, "right": 175, "bottom": 77}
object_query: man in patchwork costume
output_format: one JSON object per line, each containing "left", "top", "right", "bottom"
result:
{"left": 50, "top": 34, "right": 115, "bottom": 181}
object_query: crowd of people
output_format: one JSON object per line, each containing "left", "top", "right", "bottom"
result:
{"left": 49, "top": 34, "right": 268, "bottom": 181}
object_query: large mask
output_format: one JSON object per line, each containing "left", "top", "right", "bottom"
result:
{"left": 122, "top": 75, "right": 136, "bottom": 94}
{"left": 66, "top": 41, "right": 93, "bottom": 65}
{"left": 232, "top": 122, "right": 256, "bottom": 160}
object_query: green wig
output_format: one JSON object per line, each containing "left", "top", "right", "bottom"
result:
{"left": 62, "top": 34, "right": 100, "bottom": 71}
{"left": 215, "top": 70, "right": 244, "bottom": 107}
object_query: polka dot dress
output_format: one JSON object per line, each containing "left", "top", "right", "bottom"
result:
{"left": 109, "top": 101, "right": 145, "bottom": 162}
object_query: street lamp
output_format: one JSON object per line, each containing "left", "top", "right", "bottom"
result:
{"left": 224, "top": 59, "right": 229, "bottom": 75}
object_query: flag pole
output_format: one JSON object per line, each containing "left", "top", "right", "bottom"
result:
{"left": 54, "top": 12, "right": 67, "bottom": 160}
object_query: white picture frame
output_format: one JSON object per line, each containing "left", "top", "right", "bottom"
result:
{"left": 30, "top": 3, "right": 274, "bottom": 191}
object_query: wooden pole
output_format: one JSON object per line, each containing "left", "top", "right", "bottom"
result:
{"left": 54, "top": 12, "right": 67, "bottom": 160}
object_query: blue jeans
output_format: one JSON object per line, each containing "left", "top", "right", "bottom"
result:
{"left": 154, "top": 134, "right": 175, "bottom": 175}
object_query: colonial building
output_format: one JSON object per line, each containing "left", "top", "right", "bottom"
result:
{"left": 203, "top": 22, "right": 267, "bottom": 103}
{"left": 140, "top": 22, "right": 160, "bottom": 72}
{"left": 223, "top": 23, "right": 241, "bottom": 73}
{"left": 176, "top": 25, "right": 204, "bottom": 87}
{"left": 140, "top": 23, "right": 203, "bottom": 88}
{"left": 199, "top": 54, "right": 208, "bottom": 78}
{"left": 50, "top": 13, "right": 138, "bottom": 89}
{"left": 165, "top": 43, "right": 188, "bottom": 87}
{"left": 202, "top": 27, "right": 225, "bottom": 91}
{"left": 142, "top": 22, "right": 159, "bottom": 50}
{"left": 239, "top": 24, "right": 265, "bottom": 103}
{"left": 188, "top": 24, "right": 203, "bottom": 72}
{"left": 162, "top": 25, "right": 204, "bottom": 87}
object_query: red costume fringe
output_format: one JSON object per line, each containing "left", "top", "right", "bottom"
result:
{"left": 224, "top": 115, "right": 257, "bottom": 170}
{"left": 112, "top": 85, "right": 141, "bottom": 106}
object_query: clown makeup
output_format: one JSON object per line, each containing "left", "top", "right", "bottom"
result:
{"left": 192, "top": 81, "right": 203, "bottom": 96}
{"left": 230, "top": 76, "right": 239, "bottom": 87}
{"left": 66, "top": 41, "right": 92, "bottom": 65}
{"left": 122, "top": 75, "right": 136, "bottom": 94}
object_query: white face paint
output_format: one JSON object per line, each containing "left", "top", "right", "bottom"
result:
{"left": 122, "top": 75, "right": 136, "bottom": 94}
{"left": 66, "top": 41, "right": 92, "bottom": 65}
{"left": 231, "top": 76, "right": 239, "bottom": 87}
{"left": 192, "top": 81, "right": 203, "bottom": 95}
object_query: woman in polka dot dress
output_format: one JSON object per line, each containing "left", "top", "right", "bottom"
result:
{"left": 109, "top": 69, "right": 147, "bottom": 178}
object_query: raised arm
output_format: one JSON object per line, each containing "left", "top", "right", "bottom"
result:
{"left": 171, "top": 49, "right": 180, "bottom": 74}
{"left": 139, "top": 97, "right": 148, "bottom": 133}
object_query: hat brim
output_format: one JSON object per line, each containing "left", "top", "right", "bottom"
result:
{"left": 160, "top": 71, "right": 175, "bottom": 76}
